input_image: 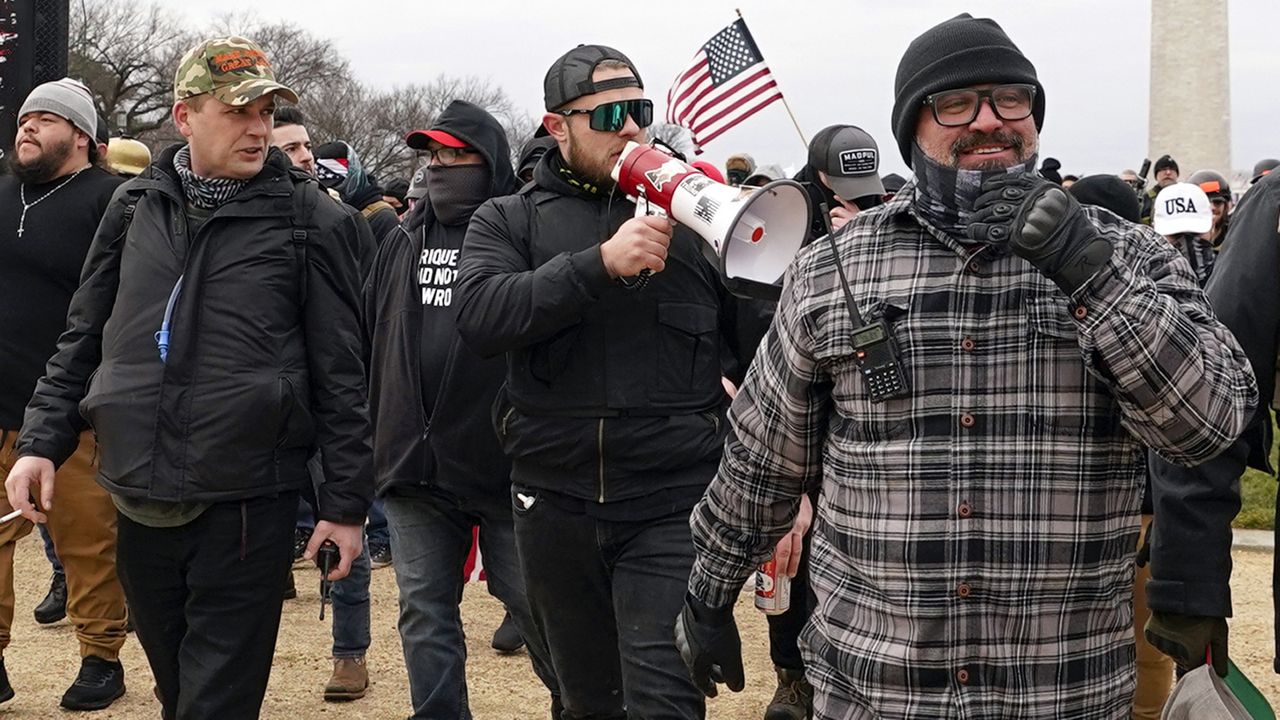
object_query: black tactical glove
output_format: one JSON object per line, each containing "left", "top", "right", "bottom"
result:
{"left": 1144, "top": 611, "right": 1229, "bottom": 676}
{"left": 968, "top": 174, "right": 1114, "bottom": 295}
{"left": 674, "top": 593, "right": 745, "bottom": 697}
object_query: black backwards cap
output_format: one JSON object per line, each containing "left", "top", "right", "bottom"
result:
{"left": 543, "top": 44, "right": 643, "bottom": 111}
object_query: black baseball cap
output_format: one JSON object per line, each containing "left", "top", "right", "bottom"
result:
{"left": 807, "top": 125, "right": 884, "bottom": 201}
{"left": 543, "top": 44, "right": 643, "bottom": 111}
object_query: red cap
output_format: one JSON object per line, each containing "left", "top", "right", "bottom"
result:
{"left": 405, "top": 128, "right": 466, "bottom": 151}
{"left": 690, "top": 160, "right": 725, "bottom": 184}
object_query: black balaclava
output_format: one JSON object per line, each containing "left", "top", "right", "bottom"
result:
{"left": 427, "top": 165, "right": 491, "bottom": 226}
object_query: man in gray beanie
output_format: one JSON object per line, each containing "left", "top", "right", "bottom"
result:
{"left": 678, "top": 13, "right": 1256, "bottom": 720}
{"left": 0, "top": 77, "right": 128, "bottom": 710}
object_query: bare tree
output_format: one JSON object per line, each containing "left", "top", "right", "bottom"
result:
{"left": 69, "top": 0, "right": 195, "bottom": 137}
{"left": 646, "top": 122, "right": 695, "bottom": 159}
{"left": 211, "top": 14, "right": 352, "bottom": 102}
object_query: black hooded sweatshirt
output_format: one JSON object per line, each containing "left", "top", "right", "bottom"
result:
{"left": 364, "top": 100, "right": 516, "bottom": 499}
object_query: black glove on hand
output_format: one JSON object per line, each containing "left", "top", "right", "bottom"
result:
{"left": 1144, "top": 611, "right": 1229, "bottom": 676}
{"left": 674, "top": 593, "right": 745, "bottom": 698}
{"left": 967, "top": 174, "right": 1114, "bottom": 295}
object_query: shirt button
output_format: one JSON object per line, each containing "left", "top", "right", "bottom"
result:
{"left": 957, "top": 502, "right": 972, "bottom": 518}
{"left": 1073, "top": 305, "right": 1088, "bottom": 320}
{"left": 957, "top": 582, "right": 972, "bottom": 598}
{"left": 960, "top": 413, "right": 975, "bottom": 428}
{"left": 968, "top": 261, "right": 980, "bottom": 273}
{"left": 956, "top": 668, "right": 970, "bottom": 684}
{"left": 960, "top": 337, "right": 975, "bottom": 352}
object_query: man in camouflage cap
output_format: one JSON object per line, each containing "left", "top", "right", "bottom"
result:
{"left": 7, "top": 35, "right": 373, "bottom": 719}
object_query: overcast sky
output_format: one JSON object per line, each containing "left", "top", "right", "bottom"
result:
{"left": 169, "top": 0, "right": 1279, "bottom": 180}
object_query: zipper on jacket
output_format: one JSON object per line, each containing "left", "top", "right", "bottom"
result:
{"left": 500, "top": 407, "right": 516, "bottom": 439}
{"left": 597, "top": 418, "right": 606, "bottom": 503}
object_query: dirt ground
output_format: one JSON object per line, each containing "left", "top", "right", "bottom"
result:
{"left": 0, "top": 541, "right": 1275, "bottom": 718}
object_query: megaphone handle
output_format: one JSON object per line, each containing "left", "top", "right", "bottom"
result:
{"left": 615, "top": 189, "right": 655, "bottom": 291}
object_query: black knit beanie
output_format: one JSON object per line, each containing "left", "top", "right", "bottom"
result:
{"left": 1068, "top": 174, "right": 1141, "bottom": 223}
{"left": 891, "top": 13, "right": 1045, "bottom": 166}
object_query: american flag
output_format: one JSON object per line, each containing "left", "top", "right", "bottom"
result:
{"left": 666, "top": 19, "right": 783, "bottom": 152}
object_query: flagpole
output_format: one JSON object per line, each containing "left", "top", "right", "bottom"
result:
{"left": 737, "top": 8, "right": 808, "bottom": 148}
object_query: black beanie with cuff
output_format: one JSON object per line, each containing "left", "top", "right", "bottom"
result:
{"left": 891, "top": 13, "right": 1045, "bottom": 167}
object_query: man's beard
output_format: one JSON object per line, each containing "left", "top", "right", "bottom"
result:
{"left": 563, "top": 126, "right": 619, "bottom": 189}
{"left": 947, "top": 130, "right": 1033, "bottom": 171}
{"left": 8, "top": 135, "right": 75, "bottom": 184}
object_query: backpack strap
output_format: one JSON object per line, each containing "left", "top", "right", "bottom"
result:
{"left": 360, "top": 199, "right": 395, "bottom": 220}
{"left": 290, "top": 178, "right": 319, "bottom": 306}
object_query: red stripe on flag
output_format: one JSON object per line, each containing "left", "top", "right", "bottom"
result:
{"left": 691, "top": 79, "right": 779, "bottom": 135}
{"left": 695, "top": 92, "right": 783, "bottom": 147}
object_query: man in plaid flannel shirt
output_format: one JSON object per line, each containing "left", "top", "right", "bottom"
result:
{"left": 675, "top": 14, "right": 1258, "bottom": 720}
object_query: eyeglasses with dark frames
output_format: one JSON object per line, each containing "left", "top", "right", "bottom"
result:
{"left": 424, "top": 146, "right": 480, "bottom": 166}
{"left": 922, "top": 84, "right": 1037, "bottom": 127}
{"left": 555, "top": 99, "right": 654, "bottom": 133}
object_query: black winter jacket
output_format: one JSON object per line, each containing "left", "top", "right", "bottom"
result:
{"left": 454, "top": 149, "right": 740, "bottom": 504}
{"left": 364, "top": 100, "right": 517, "bottom": 499}
{"left": 18, "top": 146, "right": 373, "bottom": 524}
{"left": 1148, "top": 171, "right": 1280, "bottom": 666}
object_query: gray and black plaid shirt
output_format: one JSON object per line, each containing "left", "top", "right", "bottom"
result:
{"left": 689, "top": 182, "right": 1257, "bottom": 719}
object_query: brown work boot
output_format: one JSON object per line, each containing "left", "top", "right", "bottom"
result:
{"left": 764, "top": 667, "right": 813, "bottom": 720}
{"left": 324, "top": 656, "right": 368, "bottom": 702}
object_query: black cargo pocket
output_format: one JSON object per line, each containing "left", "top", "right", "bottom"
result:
{"left": 511, "top": 486, "right": 541, "bottom": 517}
{"left": 656, "top": 302, "right": 718, "bottom": 392}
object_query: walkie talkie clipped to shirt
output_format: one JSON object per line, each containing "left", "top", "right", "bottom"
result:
{"left": 850, "top": 320, "right": 909, "bottom": 401}
{"left": 817, "top": 200, "right": 910, "bottom": 402}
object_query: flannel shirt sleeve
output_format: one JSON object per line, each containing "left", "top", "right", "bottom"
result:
{"left": 688, "top": 258, "right": 832, "bottom": 609}
{"left": 1070, "top": 222, "right": 1258, "bottom": 467}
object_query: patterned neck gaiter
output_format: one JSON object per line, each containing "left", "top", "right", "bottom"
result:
{"left": 910, "top": 142, "right": 1036, "bottom": 241}
{"left": 173, "top": 145, "right": 250, "bottom": 210}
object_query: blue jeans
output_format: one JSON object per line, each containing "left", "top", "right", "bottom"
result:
{"left": 385, "top": 488, "right": 559, "bottom": 720}
{"left": 366, "top": 498, "right": 389, "bottom": 547}
{"left": 511, "top": 485, "right": 704, "bottom": 720}
{"left": 38, "top": 523, "right": 64, "bottom": 575}
{"left": 330, "top": 535, "right": 371, "bottom": 658}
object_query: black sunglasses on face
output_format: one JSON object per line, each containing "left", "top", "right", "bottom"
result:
{"left": 555, "top": 99, "right": 654, "bottom": 132}
{"left": 923, "top": 83, "right": 1037, "bottom": 127}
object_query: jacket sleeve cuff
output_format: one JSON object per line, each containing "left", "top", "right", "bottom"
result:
{"left": 569, "top": 245, "right": 614, "bottom": 297}
{"left": 1068, "top": 254, "right": 1136, "bottom": 334}
{"left": 1146, "top": 578, "right": 1233, "bottom": 617}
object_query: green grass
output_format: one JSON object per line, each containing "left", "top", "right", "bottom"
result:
{"left": 1235, "top": 419, "right": 1278, "bottom": 531}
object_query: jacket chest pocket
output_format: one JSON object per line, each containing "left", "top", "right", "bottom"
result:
{"left": 654, "top": 302, "right": 719, "bottom": 393}
{"left": 1024, "top": 292, "right": 1117, "bottom": 433}
{"left": 819, "top": 298, "right": 914, "bottom": 443}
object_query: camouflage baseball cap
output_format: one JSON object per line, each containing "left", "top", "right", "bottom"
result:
{"left": 173, "top": 36, "right": 299, "bottom": 106}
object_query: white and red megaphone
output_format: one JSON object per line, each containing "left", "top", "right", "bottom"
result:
{"left": 611, "top": 141, "right": 811, "bottom": 300}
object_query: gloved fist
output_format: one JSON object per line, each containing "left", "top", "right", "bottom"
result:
{"left": 1144, "top": 611, "right": 1229, "bottom": 677}
{"left": 674, "top": 593, "right": 745, "bottom": 697}
{"left": 967, "top": 174, "right": 1113, "bottom": 295}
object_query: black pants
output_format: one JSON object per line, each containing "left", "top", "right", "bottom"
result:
{"left": 115, "top": 492, "right": 297, "bottom": 720}
{"left": 766, "top": 526, "right": 813, "bottom": 671}
{"left": 512, "top": 486, "right": 704, "bottom": 720}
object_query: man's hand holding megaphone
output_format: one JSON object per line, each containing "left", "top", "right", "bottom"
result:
{"left": 601, "top": 215, "right": 673, "bottom": 278}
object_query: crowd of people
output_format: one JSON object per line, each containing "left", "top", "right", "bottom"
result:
{"left": 0, "top": 10, "right": 1273, "bottom": 720}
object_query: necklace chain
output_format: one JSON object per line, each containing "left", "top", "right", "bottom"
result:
{"left": 17, "top": 167, "right": 88, "bottom": 238}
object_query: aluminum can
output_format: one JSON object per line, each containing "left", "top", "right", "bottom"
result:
{"left": 755, "top": 556, "right": 791, "bottom": 615}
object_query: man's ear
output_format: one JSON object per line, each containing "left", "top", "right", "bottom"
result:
{"left": 542, "top": 113, "right": 568, "bottom": 143}
{"left": 173, "top": 101, "right": 194, "bottom": 140}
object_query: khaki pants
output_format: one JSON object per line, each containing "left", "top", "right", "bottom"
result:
{"left": 1132, "top": 513, "right": 1174, "bottom": 719}
{"left": 0, "top": 430, "right": 127, "bottom": 660}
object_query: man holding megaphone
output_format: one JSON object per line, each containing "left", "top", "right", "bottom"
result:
{"left": 455, "top": 44, "right": 746, "bottom": 720}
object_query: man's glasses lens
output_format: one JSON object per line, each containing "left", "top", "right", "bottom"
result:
{"left": 428, "top": 147, "right": 475, "bottom": 165}
{"left": 589, "top": 100, "right": 653, "bottom": 132}
{"left": 926, "top": 84, "right": 1035, "bottom": 127}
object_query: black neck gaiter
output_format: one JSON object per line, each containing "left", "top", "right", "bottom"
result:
{"left": 910, "top": 143, "right": 1036, "bottom": 241}
{"left": 427, "top": 165, "right": 491, "bottom": 226}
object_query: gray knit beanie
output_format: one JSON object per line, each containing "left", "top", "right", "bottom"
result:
{"left": 18, "top": 78, "right": 98, "bottom": 140}
{"left": 891, "top": 14, "right": 1045, "bottom": 167}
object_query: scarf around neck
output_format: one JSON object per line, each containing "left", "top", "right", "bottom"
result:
{"left": 909, "top": 142, "right": 1037, "bottom": 241}
{"left": 173, "top": 145, "right": 250, "bottom": 210}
